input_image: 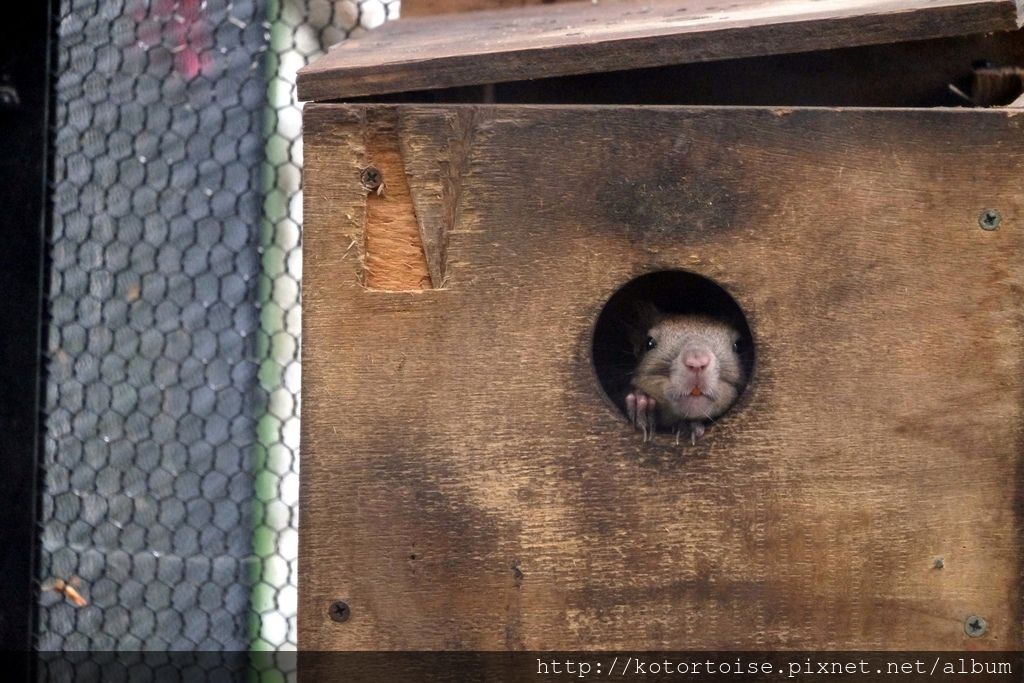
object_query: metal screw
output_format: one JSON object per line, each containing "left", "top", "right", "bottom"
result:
{"left": 328, "top": 600, "right": 351, "bottom": 623}
{"left": 932, "top": 557, "right": 944, "bottom": 569}
{"left": 360, "top": 166, "right": 382, "bottom": 192}
{"left": 964, "top": 615, "right": 987, "bottom": 637}
{"left": 979, "top": 209, "right": 1001, "bottom": 231}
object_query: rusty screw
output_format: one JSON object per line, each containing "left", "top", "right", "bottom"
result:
{"left": 979, "top": 208, "right": 1001, "bottom": 231}
{"left": 360, "top": 166, "right": 382, "bottom": 192}
{"left": 328, "top": 600, "right": 351, "bottom": 624}
{"left": 964, "top": 615, "right": 987, "bottom": 637}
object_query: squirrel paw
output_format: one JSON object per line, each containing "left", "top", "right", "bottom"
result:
{"left": 675, "top": 421, "right": 706, "bottom": 446}
{"left": 689, "top": 421, "right": 705, "bottom": 445}
{"left": 626, "top": 391, "right": 657, "bottom": 443}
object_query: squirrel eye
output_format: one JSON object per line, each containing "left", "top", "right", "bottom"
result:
{"left": 644, "top": 335, "right": 657, "bottom": 351}
{"left": 732, "top": 340, "right": 740, "bottom": 352}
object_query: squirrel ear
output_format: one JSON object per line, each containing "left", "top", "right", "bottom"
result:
{"left": 628, "top": 300, "right": 663, "bottom": 352}
{"left": 634, "top": 300, "right": 663, "bottom": 329}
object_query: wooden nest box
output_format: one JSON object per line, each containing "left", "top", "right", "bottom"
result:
{"left": 297, "top": 0, "right": 1024, "bottom": 652}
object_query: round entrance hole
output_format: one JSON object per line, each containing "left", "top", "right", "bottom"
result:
{"left": 591, "top": 270, "right": 755, "bottom": 433}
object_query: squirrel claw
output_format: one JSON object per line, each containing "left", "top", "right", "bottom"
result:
{"left": 689, "top": 421, "right": 705, "bottom": 445}
{"left": 626, "top": 391, "right": 657, "bottom": 442}
{"left": 675, "top": 422, "right": 705, "bottom": 446}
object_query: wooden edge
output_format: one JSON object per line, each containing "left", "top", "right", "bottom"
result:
{"left": 297, "top": 0, "right": 1023, "bottom": 101}
{"left": 301, "top": 105, "right": 368, "bottom": 291}
{"left": 400, "top": 0, "right": 576, "bottom": 18}
{"left": 302, "top": 100, "right": 1024, "bottom": 121}
{"left": 398, "top": 108, "right": 477, "bottom": 288}
{"left": 304, "top": 104, "right": 478, "bottom": 289}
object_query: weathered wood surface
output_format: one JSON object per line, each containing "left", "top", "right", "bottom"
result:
{"left": 301, "top": 104, "right": 1024, "bottom": 650}
{"left": 401, "top": 0, "right": 574, "bottom": 18}
{"left": 340, "top": 31, "right": 1024, "bottom": 107}
{"left": 362, "top": 109, "right": 434, "bottom": 290}
{"left": 297, "top": 0, "right": 1023, "bottom": 101}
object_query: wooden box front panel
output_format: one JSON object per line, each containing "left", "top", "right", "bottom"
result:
{"left": 301, "top": 104, "right": 1024, "bottom": 650}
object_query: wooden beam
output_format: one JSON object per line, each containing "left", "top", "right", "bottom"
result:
{"left": 298, "top": 0, "right": 1023, "bottom": 101}
{"left": 400, "top": 0, "right": 576, "bottom": 18}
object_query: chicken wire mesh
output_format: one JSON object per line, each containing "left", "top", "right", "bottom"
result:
{"left": 38, "top": 0, "right": 398, "bottom": 657}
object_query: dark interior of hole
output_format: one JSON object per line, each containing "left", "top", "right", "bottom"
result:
{"left": 592, "top": 271, "right": 755, "bottom": 428}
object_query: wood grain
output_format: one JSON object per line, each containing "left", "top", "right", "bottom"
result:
{"left": 398, "top": 108, "right": 476, "bottom": 287}
{"left": 297, "top": 0, "right": 1023, "bottom": 101}
{"left": 301, "top": 104, "right": 1024, "bottom": 650}
{"left": 401, "top": 0, "right": 574, "bottom": 18}
{"left": 363, "top": 109, "right": 434, "bottom": 290}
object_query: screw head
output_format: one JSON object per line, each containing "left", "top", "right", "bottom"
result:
{"left": 328, "top": 600, "right": 351, "bottom": 624}
{"left": 979, "top": 209, "right": 1001, "bottom": 231}
{"left": 360, "top": 166, "right": 382, "bottom": 192}
{"left": 964, "top": 615, "right": 987, "bottom": 637}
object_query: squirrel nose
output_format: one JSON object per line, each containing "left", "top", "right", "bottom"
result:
{"left": 684, "top": 351, "right": 712, "bottom": 372}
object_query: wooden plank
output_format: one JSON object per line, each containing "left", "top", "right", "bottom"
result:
{"left": 297, "top": 0, "right": 1023, "bottom": 101}
{"left": 487, "top": 31, "right": 1024, "bottom": 107}
{"left": 301, "top": 104, "right": 1024, "bottom": 650}
{"left": 401, "top": 0, "right": 575, "bottom": 18}
{"left": 339, "top": 31, "right": 1024, "bottom": 107}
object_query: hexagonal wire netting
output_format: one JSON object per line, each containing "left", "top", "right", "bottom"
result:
{"left": 39, "top": 0, "right": 397, "bottom": 660}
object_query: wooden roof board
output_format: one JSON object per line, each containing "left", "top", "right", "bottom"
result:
{"left": 297, "top": 0, "right": 1023, "bottom": 101}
